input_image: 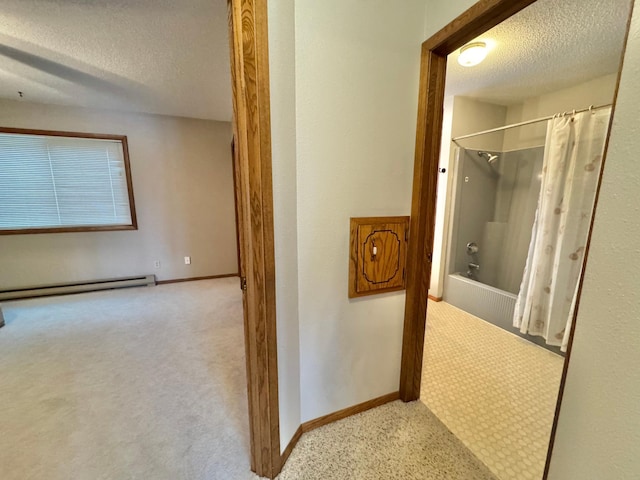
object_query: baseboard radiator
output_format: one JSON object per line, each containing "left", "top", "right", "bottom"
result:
{"left": 0, "top": 275, "right": 156, "bottom": 301}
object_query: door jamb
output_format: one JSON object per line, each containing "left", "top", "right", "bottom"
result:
{"left": 399, "top": 1, "right": 633, "bottom": 479}
{"left": 399, "top": 0, "right": 539, "bottom": 403}
{"left": 228, "top": 0, "right": 281, "bottom": 478}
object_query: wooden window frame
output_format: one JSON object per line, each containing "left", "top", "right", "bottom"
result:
{"left": 0, "top": 126, "right": 138, "bottom": 235}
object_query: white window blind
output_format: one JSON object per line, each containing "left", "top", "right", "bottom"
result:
{"left": 0, "top": 132, "right": 133, "bottom": 231}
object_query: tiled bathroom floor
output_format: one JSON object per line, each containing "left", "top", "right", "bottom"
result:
{"left": 421, "top": 300, "right": 564, "bottom": 480}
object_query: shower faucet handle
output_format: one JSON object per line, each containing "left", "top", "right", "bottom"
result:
{"left": 466, "top": 242, "right": 479, "bottom": 255}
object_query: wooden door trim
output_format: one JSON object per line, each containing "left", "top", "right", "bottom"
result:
{"left": 400, "top": 1, "right": 632, "bottom": 480}
{"left": 401, "top": 0, "right": 539, "bottom": 400}
{"left": 228, "top": 0, "right": 281, "bottom": 478}
{"left": 231, "top": 139, "right": 242, "bottom": 279}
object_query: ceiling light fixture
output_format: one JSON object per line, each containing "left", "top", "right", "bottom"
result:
{"left": 458, "top": 42, "right": 488, "bottom": 67}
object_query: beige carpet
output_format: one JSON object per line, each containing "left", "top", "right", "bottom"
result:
{"left": 278, "top": 401, "right": 496, "bottom": 480}
{"left": 1, "top": 280, "right": 513, "bottom": 480}
{"left": 0, "top": 278, "right": 258, "bottom": 480}
{"left": 421, "top": 300, "right": 564, "bottom": 480}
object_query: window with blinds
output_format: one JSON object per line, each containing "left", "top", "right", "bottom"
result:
{"left": 0, "top": 129, "right": 136, "bottom": 234}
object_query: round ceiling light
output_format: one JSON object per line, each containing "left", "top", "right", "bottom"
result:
{"left": 458, "top": 42, "right": 488, "bottom": 67}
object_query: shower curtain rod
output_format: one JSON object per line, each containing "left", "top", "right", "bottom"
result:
{"left": 451, "top": 103, "right": 612, "bottom": 144}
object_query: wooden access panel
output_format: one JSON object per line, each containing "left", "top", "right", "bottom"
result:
{"left": 349, "top": 217, "right": 409, "bottom": 298}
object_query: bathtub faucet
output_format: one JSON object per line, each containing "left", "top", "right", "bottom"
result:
{"left": 466, "top": 262, "right": 479, "bottom": 279}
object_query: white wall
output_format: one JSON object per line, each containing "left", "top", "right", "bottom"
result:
{"left": 424, "top": 0, "right": 640, "bottom": 477}
{"left": 0, "top": 99, "right": 237, "bottom": 287}
{"left": 294, "top": 0, "right": 426, "bottom": 422}
{"left": 423, "top": 0, "right": 477, "bottom": 37}
{"left": 548, "top": 4, "right": 640, "bottom": 478}
{"left": 267, "top": 0, "right": 302, "bottom": 453}
{"left": 502, "top": 74, "right": 618, "bottom": 151}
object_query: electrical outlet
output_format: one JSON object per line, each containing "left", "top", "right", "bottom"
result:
{"left": 154, "top": 260, "right": 161, "bottom": 269}
{"left": 184, "top": 256, "right": 191, "bottom": 265}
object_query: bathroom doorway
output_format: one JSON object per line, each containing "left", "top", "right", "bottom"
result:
{"left": 399, "top": 0, "right": 634, "bottom": 479}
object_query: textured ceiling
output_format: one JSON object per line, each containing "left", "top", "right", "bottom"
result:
{"left": 0, "top": 0, "right": 631, "bottom": 119}
{"left": 445, "top": 0, "right": 632, "bottom": 104}
{"left": 0, "top": 0, "right": 231, "bottom": 121}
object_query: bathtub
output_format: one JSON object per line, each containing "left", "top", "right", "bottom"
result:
{"left": 443, "top": 273, "right": 563, "bottom": 355}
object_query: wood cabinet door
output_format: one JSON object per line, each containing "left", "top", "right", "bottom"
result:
{"left": 349, "top": 217, "right": 409, "bottom": 298}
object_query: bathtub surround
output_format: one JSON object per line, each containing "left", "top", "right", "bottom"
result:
{"left": 444, "top": 145, "right": 563, "bottom": 353}
{"left": 448, "top": 146, "right": 544, "bottom": 294}
{"left": 492, "top": 148, "right": 544, "bottom": 293}
{"left": 449, "top": 148, "right": 500, "bottom": 285}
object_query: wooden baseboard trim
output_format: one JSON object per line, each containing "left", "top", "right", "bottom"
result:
{"left": 156, "top": 273, "right": 239, "bottom": 285}
{"left": 428, "top": 294, "right": 442, "bottom": 302}
{"left": 301, "top": 391, "right": 400, "bottom": 434}
{"left": 279, "top": 392, "right": 400, "bottom": 470}
{"left": 280, "top": 425, "right": 303, "bottom": 467}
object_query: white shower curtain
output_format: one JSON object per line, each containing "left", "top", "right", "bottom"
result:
{"left": 513, "top": 108, "right": 611, "bottom": 352}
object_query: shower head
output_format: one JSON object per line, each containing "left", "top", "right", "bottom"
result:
{"left": 478, "top": 151, "right": 499, "bottom": 164}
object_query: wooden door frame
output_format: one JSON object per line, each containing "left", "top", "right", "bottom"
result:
{"left": 399, "top": 1, "right": 633, "bottom": 479}
{"left": 228, "top": 0, "right": 281, "bottom": 478}
{"left": 399, "top": 0, "right": 539, "bottom": 403}
{"left": 231, "top": 139, "right": 242, "bottom": 279}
